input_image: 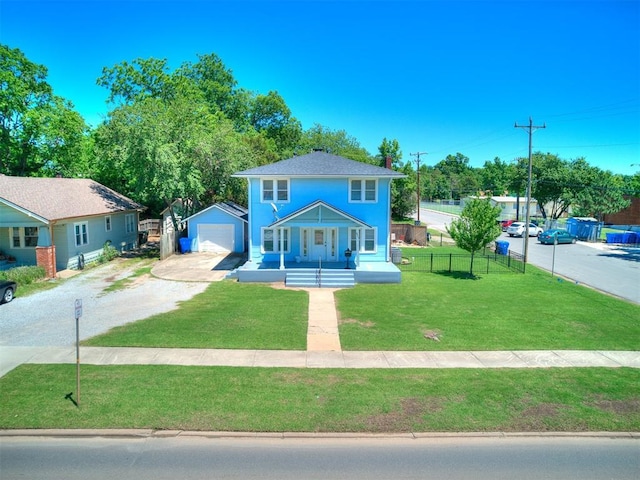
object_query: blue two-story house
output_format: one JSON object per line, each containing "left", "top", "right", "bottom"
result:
{"left": 231, "top": 151, "right": 405, "bottom": 286}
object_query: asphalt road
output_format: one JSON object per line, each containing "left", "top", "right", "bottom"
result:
{"left": 1, "top": 435, "right": 638, "bottom": 480}
{"left": 419, "top": 208, "right": 640, "bottom": 304}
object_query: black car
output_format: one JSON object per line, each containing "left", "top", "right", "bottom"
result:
{"left": 1, "top": 280, "right": 17, "bottom": 304}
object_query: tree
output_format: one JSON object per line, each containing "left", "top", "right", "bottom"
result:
{"left": 446, "top": 198, "right": 502, "bottom": 275}
{"left": 1, "top": 44, "right": 88, "bottom": 176}
{"left": 248, "top": 90, "right": 302, "bottom": 157}
{"left": 91, "top": 89, "right": 254, "bottom": 223}
{"left": 376, "top": 138, "right": 415, "bottom": 219}
{"left": 433, "top": 153, "right": 480, "bottom": 200}
{"left": 569, "top": 159, "right": 630, "bottom": 220}
{"left": 297, "top": 124, "right": 372, "bottom": 163}
{"left": 479, "top": 157, "right": 511, "bottom": 196}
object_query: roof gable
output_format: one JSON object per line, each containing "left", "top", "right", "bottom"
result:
{"left": 269, "top": 200, "right": 371, "bottom": 228}
{"left": 0, "top": 175, "right": 143, "bottom": 222}
{"left": 233, "top": 151, "right": 405, "bottom": 178}
{"left": 183, "top": 201, "right": 248, "bottom": 223}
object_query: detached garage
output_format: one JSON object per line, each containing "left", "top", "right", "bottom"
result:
{"left": 183, "top": 201, "right": 247, "bottom": 254}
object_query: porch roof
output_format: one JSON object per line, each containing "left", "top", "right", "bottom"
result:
{"left": 269, "top": 200, "right": 371, "bottom": 228}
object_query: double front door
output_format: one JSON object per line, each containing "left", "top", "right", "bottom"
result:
{"left": 302, "top": 227, "right": 337, "bottom": 262}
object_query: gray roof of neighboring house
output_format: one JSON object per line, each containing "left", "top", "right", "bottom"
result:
{"left": 233, "top": 151, "right": 406, "bottom": 178}
{"left": 0, "top": 175, "right": 144, "bottom": 222}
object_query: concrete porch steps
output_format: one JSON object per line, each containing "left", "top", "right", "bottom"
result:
{"left": 286, "top": 269, "right": 355, "bottom": 288}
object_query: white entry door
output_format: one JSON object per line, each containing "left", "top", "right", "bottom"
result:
{"left": 309, "top": 228, "right": 337, "bottom": 262}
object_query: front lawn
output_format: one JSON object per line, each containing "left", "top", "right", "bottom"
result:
{"left": 337, "top": 269, "right": 640, "bottom": 351}
{"left": 82, "top": 263, "right": 639, "bottom": 351}
{"left": 1, "top": 365, "right": 637, "bottom": 432}
{"left": 83, "top": 281, "right": 308, "bottom": 350}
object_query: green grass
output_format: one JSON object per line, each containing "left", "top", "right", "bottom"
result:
{"left": 83, "top": 281, "right": 309, "bottom": 350}
{"left": 1, "top": 365, "right": 637, "bottom": 432}
{"left": 82, "top": 255, "right": 639, "bottom": 351}
{"left": 337, "top": 268, "right": 640, "bottom": 351}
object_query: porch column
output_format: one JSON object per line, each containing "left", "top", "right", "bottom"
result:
{"left": 354, "top": 228, "right": 361, "bottom": 267}
{"left": 279, "top": 227, "right": 285, "bottom": 270}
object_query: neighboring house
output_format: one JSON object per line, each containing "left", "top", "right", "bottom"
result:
{"left": 462, "top": 195, "right": 540, "bottom": 221}
{"left": 182, "top": 201, "right": 248, "bottom": 254}
{"left": 0, "top": 175, "right": 144, "bottom": 278}
{"left": 230, "top": 151, "right": 405, "bottom": 285}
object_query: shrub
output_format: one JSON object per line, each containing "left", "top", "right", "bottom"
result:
{"left": 0, "top": 265, "right": 46, "bottom": 285}
{"left": 98, "top": 241, "right": 120, "bottom": 263}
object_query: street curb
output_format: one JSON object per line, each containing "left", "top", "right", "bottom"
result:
{"left": 1, "top": 429, "right": 638, "bottom": 439}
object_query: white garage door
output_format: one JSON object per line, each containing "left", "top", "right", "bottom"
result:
{"left": 197, "top": 224, "right": 234, "bottom": 253}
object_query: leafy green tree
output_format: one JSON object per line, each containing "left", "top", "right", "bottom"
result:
{"left": 569, "top": 159, "right": 630, "bottom": 220}
{"left": 479, "top": 157, "right": 511, "bottom": 196}
{"left": 1, "top": 44, "right": 88, "bottom": 176}
{"left": 97, "top": 57, "right": 175, "bottom": 106}
{"left": 529, "top": 153, "right": 573, "bottom": 219}
{"left": 446, "top": 198, "right": 502, "bottom": 275}
{"left": 248, "top": 90, "right": 302, "bottom": 157}
{"left": 297, "top": 124, "right": 372, "bottom": 163}
{"left": 91, "top": 90, "right": 253, "bottom": 223}
{"left": 433, "top": 153, "right": 480, "bottom": 199}
{"left": 376, "top": 138, "right": 414, "bottom": 219}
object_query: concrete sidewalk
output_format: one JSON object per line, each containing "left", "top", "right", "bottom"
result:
{"left": 2, "top": 346, "right": 638, "bottom": 373}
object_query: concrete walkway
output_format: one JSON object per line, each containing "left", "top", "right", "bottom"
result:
{"left": 306, "top": 288, "right": 342, "bottom": 352}
{"left": 1, "top": 346, "right": 639, "bottom": 371}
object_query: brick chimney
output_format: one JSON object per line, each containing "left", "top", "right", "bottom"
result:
{"left": 385, "top": 155, "right": 392, "bottom": 169}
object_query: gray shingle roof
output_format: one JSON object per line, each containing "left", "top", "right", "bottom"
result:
{"left": 0, "top": 175, "right": 144, "bottom": 222}
{"left": 233, "top": 151, "right": 405, "bottom": 178}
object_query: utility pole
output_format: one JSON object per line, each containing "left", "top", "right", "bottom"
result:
{"left": 410, "top": 151, "right": 428, "bottom": 224}
{"left": 514, "top": 117, "right": 545, "bottom": 266}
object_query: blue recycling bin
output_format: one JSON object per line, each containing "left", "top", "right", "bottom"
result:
{"left": 495, "top": 240, "right": 509, "bottom": 255}
{"left": 179, "top": 237, "right": 192, "bottom": 253}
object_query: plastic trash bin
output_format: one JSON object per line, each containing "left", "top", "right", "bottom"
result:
{"left": 179, "top": 237, "right": 192, "bottom": 253}
{"left": 495, "top": 240, "right": 509, "bottom": 255}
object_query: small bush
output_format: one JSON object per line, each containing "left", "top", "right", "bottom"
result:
{"left": 98, "top": 241, "right": 120, "bottom": 263}
{"left": 0, "top": 265, "right": 47, "bottom": 285}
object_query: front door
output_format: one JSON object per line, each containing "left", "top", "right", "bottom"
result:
{"left": 307, "top": 228, "right": 337, "bottom": 262}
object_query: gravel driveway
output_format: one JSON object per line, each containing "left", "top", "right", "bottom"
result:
{"left": 0, "top": 261, "right": 209, "bottom": 347}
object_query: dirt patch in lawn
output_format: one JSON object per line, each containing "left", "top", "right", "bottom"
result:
{"left": 340, "top": 318, "right": 375, "bottom": 328}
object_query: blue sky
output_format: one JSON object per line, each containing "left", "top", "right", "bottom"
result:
{"left": 2, "top": 0, "right": 639, "bottom": 175}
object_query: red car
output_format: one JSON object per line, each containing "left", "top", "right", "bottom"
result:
{"left": 500, "top": 220, "right": 515, "bottom": 231}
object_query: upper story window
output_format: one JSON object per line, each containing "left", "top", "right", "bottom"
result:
{"left": 349, "top": 179, "right": 377, "bottom": 203}
{"left": 105, "top": 215, "right": 112, "bottom": 232}
{"left": 262, "top": 179, "right": 289, "bottom": 203}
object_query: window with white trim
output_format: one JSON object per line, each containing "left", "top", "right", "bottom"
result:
{"left": 125, "top": 214, "right": 135, "bottom": 233}
{"left": 74, "top": 222, "right": 89, "bottom": 246}
{"left": 349, "top": 179, "right": 377, "bottom": 202}
{"left": 105, "top": 215, "right": 112, "bottom": 232}
{"left": 261, "top": 227, "right": 290, "bottom": 253}
{"left": 11, "top": 227, "right": 39, "bottom": 248}
{"left": 262, "top": 179, "right": 289, "bottom": 202}
{"left": 349, "top": 227, "right": 376, "bottom": 253}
